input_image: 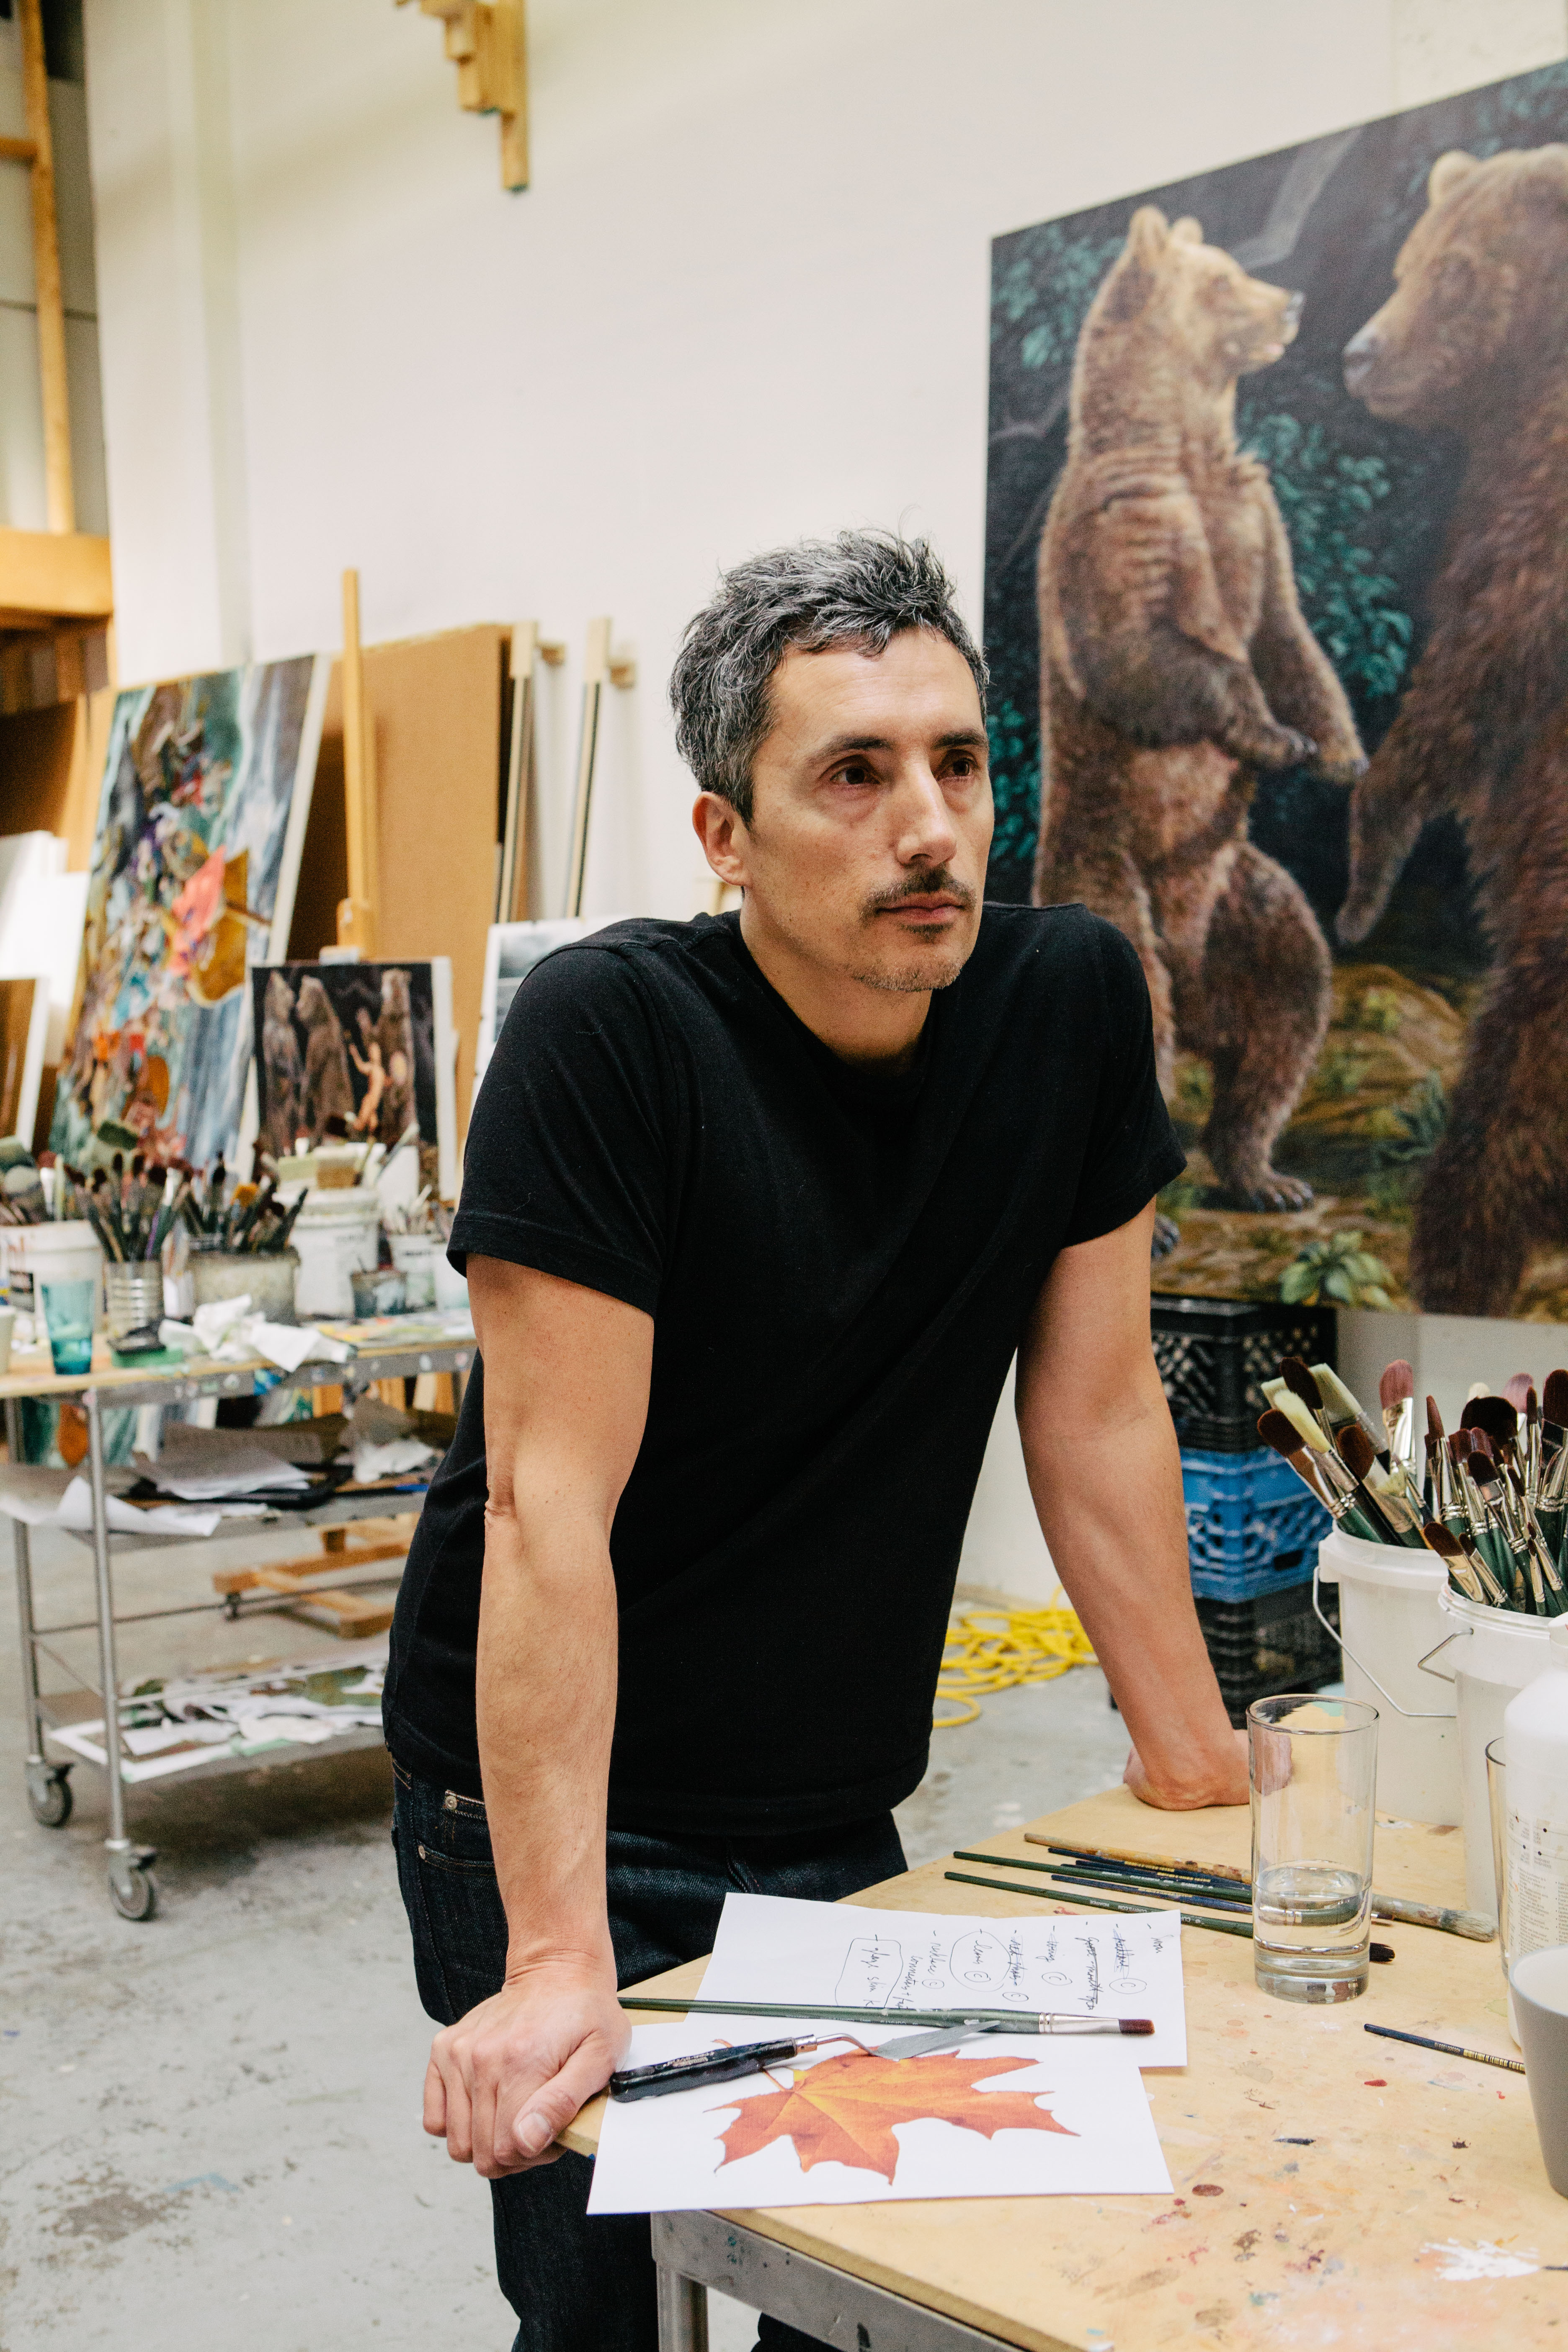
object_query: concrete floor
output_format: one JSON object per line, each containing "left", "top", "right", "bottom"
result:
{"left": 0, "top": 1528, "right": 1130, "bottom": 2351}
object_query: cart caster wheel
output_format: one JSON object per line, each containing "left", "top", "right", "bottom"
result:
{"left": 25, "top": 1762, "right": 72, "bottom": 1828}
{"left": 108, "top": 1853, "right": 158, "bottom": 1921}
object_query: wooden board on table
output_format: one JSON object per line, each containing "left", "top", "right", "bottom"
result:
{"left": 289, "top": 623, "right": 509, "bottom": 1144}
{"left": 566, "top": 1785, "right": 1564, "bottom": 2352}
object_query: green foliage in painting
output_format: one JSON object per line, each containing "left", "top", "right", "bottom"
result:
{"left": 1279, "top": 1229, "right": 1393, "bottom": 1309}
{"left": 991, "top": 226, "right": 1125, "bottom": 371}
{"left": 986, "top": 696, "right": 1042, "bottom": 869}
{"left": 1240, "top": 412, "right": 1413, "bottom": 701}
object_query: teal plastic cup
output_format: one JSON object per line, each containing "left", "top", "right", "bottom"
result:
{"left": 40, "top": 1276, "right": 96, "bottom": 1376}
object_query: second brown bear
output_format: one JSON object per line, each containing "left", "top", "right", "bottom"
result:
{"left": 1032, "top": 205, "right": 1364, "bottom": 1209}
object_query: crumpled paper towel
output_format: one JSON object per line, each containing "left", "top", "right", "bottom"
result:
{"left": 160, "top": 1298, "right": 353, "bottom": 1372}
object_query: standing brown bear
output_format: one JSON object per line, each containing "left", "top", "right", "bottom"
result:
{"left": 1339, "top": 146, "right": 1568, "bottom": 1316}
{"left": 1034, "top": 206, "right": 1365, "bottom": 1208}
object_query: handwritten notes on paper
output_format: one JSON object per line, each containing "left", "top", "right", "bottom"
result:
{"left": 709, "top": 1894, "right": 1187, "bottom": 2066}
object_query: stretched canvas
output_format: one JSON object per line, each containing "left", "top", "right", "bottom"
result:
{"left": 473, "top": 915, "right": 630, "bottom": 1106}
{"left": 984, "top": 62, "right": 1568, "bottom": 1318}
{"left": 50, "top": 661, "right": 328, "bottom": 1174}
{"left": 251, "top": 957, "right": 457, "bottom": 1200}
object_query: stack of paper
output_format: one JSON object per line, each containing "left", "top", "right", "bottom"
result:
{"left": 588, "top": 1892, "right": 1181, "bottom": 2213}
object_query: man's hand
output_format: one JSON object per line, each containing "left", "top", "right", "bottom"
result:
{"left": 425, "top": 1958, "right": 630, "bottom": 2179}
{"left": 1124, "top": 1725, "right": 1249, "bottom": 1810}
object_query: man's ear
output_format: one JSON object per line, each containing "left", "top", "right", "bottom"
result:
{"left": 692, "top": 792, "right": 750, "bottom": 889}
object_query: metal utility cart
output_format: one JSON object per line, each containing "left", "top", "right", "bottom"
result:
{"left": 6, "top": 1328, "right": 472, "bottom": 1919}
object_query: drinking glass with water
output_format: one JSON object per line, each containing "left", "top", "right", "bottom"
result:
{"left": 1249, "top": 1693, "right": 1378, "bottom": 2003}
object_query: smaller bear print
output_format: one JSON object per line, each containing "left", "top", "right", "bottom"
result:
{"left": 251, "top": 957, "right": 457, "bottom": 1201}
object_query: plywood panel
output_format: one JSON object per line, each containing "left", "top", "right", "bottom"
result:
{"left": 288, "top": 623, "right": 506, "bottom": 1156}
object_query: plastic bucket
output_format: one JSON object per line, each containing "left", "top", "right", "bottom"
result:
{"left": 1433, "top": 1586, "right": 1557, "bottom": 1918}
{"left": 1318, "top": 1528, "right": 1460, "bottom": 1826}
{"left": 290, "top": 1190, "right": 381, "bottom": 1320}
{"left": 3, "top": 1221, "right": 104, "bottom": 1328}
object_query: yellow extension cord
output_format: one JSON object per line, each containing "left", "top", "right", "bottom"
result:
{"left": 933, "top": 1594, "right": 1098, "bottom": 1729}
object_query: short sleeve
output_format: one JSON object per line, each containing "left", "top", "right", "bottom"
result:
{"left": 1060, "top": 918, "right": 1186, "bottom": 1247}
{"left": 448, "top": 945, "right": 670, "bottom": 1315}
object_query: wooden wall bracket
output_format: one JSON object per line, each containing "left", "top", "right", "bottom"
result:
{"left": 397, "top": 0, "right": 529, "bottom": 191}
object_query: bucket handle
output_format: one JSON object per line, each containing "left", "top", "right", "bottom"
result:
{"left": 1311, "top": 1556, "right": 1458, "bottom": 1721}
{"left": 1414, "top": 1627, "right": 1469, "bottom": 1687}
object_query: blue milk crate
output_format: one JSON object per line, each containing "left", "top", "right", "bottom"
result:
{"left": 1181, "top": 1444, "right": 1331, "bottom": 1602}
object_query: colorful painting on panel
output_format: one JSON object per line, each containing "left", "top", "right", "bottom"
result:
{"left": 984, "top": 62, "right": 1568, "bottom": 1318}
{"left": 50, "top": 660, "right": 326, "bottom": 1175}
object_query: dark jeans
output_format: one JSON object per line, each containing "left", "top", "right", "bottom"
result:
{"left": 392, "top": 1764, "right": 906, "bottom": 2352}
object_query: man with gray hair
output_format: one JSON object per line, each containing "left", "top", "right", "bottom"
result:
{"left": 384, "top": 530, "right": 1246, "bottom": 2349}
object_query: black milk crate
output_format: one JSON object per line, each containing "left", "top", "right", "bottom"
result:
{"left": 1152, "top": 1296, "right": 1338, "bottom": 1454}
{"left": 1196, "top": 1581, "right": 1342, "bottom": 1728}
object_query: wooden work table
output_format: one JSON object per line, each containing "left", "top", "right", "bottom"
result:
{"left": 565, "top": 1785, "right": 1568, "bottom": 2350}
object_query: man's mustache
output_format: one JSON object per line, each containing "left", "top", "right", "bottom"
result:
{"left": 861, "top": 868, "right": 977, "bottom": 919}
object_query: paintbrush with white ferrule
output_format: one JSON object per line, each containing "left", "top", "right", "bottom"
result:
{"left": 1334, "top": 1421, "right": 1422, "bottom": 1547}
{"left": 1380, "top": 1359, "right": 1415, "bottom": 1473}
{"left": 1422, "top": 1518, "right": 1506, "bottom": 1608}
{"left": 1525, "top": 1387, "right": 1542, "bottom": 1508}
{"left": 1468, "top": 1453, "right": 1537, "bottom": 1610}
{"left": 1257, "top": 1411, "right": 1382, "bottom": 1543}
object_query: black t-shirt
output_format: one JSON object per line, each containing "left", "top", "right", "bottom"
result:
{"left": 383, "top": 904, "right": 1182, "bottom": 1834}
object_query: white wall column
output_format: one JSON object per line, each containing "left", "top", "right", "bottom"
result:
{"left": 84, "top": 0, "right": 249, "bottom": 681}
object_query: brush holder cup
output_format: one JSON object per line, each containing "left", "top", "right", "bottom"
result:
{"left": 103, "top": 1261, "right": 165, "bottom": 1339}
{"left": 189, "top": 1248, "right": 299, "bottom": 1325}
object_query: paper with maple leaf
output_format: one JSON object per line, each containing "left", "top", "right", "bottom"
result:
{"left": 700, "top": 1893, "right": 1187, "bottom": 2066}
{"left": 588, "top": 2020, "right": 1171, "bottom": 2211}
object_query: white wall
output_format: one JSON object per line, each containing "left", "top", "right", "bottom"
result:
{"left": 79, "top": 0, "right": 1568, "bottom": 1600}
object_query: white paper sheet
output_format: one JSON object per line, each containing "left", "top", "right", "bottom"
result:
{"left": 588, "top": 2020, "right": 1171, "bottom": 2212}
{"left": 697, "top": 1893, "right": 1188, "bottom": 2066}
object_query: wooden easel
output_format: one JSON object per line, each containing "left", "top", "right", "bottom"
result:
{"left": 0, "top": 0, "right": 72, "bottom": 533}
{"left": 563, "top": 618, "right": 636, "bottom": 918}
{"left": 337, "top": 568, "right": 379, "bottom": 953}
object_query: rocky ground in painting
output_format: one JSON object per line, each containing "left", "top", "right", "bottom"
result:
{"left": 1155, "top": 960, "right": 1464, "bottom": 1314}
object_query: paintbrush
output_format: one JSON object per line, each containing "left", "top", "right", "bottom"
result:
{"left": 1311, "top": 1362, "right": 1394, "bottom": 1468}
{"left": 1257, "top": 1410, "right": 1382, "bottom": 1543}
{"left": 1002, "top": 1847, "right": 1253, "bottom": 1901}
{"left": 942, "top": 1870, "right": 1255, "bottom": 1939}
{"left": 1336, "top": 1421, "right": 1424, "bottom": 1546}
{"left": 1280, "top": 1356, "right": 1336, "bottom": 1445}
{"left": 1261, "top": 1381, "right": 1335, "bottom": 1455}
{"left": 1421, "top": 1518, "right": 1506, "bottom": 1608}
{"left": 1379, "top": 1358, "right": 1414, "bottom": 1473}
{"left": 1364, "top": 2023, "right": 1519, "bottom": 2071}
{"left": 617, "top": 1997, "right": 1155, "bottom": 2034}
{"left": 949, "top": 1851, "right": 1253, "bottom": 1913}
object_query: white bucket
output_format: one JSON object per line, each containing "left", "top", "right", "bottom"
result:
{"left": 290, "top": 1189, "right": 381, "bottom": 1320}
{"left": 3, "top": 1220, "right": 105, "bottom": 1328}
{"left": 1433, "top": 1586, "right": 1557, "bottom": 1918}
{"left": 389, "top": 1232, "right": 440, "bottom": 1310}
{"left": 1318, "top": 1528, "right": 1461, "bottom": 1826}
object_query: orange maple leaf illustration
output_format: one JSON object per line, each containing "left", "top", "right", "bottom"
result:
{"left": 713, "top": 2050, "right": 1077, "bottom": 2184}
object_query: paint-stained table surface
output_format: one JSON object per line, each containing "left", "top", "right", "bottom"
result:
{"left": 564, "top": 1785, "right": 1567, "bottom": 2350}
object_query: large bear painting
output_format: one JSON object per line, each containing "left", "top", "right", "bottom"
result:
{"left": 985, "top": 60, "right": 1568, "bottom": 1320}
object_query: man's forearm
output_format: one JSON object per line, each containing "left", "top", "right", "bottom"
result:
{"left": 1023, "top": 1393, "right": 1238, "bottom": 1803}
{"left": 475, "top": 1505, "right": 619, "bottom": 1978}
